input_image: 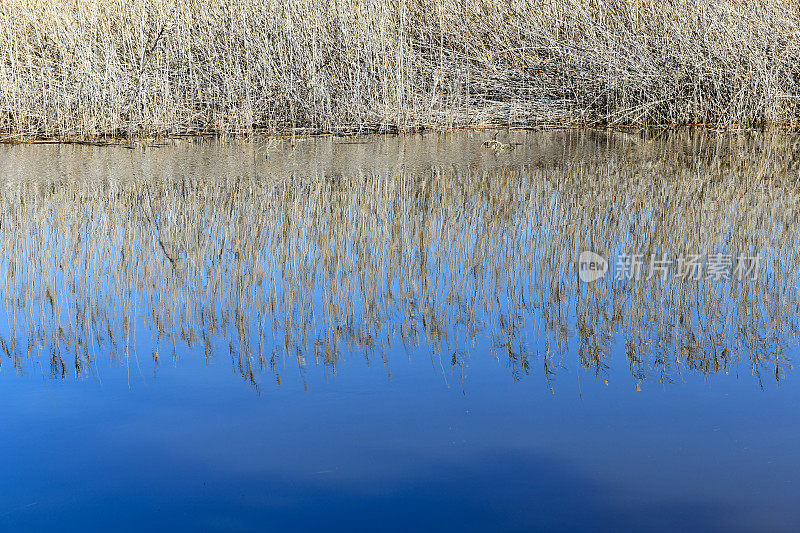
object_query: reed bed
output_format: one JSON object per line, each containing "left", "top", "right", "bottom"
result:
{"left": 2, "top": 0, "right": 800, "bottom": 139}
{"left": 0, "top": 130, "right": 797, "bottom": 390}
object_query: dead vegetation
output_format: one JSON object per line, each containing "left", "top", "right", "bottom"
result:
{"left": 2, "top": 0, "right": 800, "bottom": 139}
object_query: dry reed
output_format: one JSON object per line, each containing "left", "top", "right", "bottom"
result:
{"left": 1, "top": 0, "right": 800, "bottom": 139}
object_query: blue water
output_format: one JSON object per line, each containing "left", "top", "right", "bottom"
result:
{"left": 1, "top": 340, "right": 798, "bottom": 531}
{"left": 1, "top": 132, "right": 799, "bottom": 531}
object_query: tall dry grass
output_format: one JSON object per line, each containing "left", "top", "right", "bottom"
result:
{"left": 1, "top": 0, "right": 800, "bottom": 139}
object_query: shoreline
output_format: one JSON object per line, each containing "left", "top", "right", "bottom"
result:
{"left": 1, "top": 123, "right": 792, "bottom": 146}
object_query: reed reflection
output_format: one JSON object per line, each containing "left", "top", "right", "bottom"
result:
{"left": 0, "top": 131, "right": 798, "bottom": 390}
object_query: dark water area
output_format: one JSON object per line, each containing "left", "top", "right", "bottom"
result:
{"left": 1, "top": 130, "right": 799, "bottom": 531}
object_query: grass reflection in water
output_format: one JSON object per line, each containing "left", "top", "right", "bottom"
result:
{"left": 1, "top": 131, "right": 798, "bottom": 391}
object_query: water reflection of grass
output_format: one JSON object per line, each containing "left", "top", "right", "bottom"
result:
{"left": 0, "top": 132, "right": 799, "bottom": 389}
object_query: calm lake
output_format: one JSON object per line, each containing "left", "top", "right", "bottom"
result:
{"left": 0, "top": 130, "right": 799, "bottom": 531}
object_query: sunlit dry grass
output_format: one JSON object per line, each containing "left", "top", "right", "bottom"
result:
{"left": 1, "top": 0, "right": 800, "bottom": 139}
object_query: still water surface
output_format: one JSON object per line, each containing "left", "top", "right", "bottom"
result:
{"left": 1, "top": 131, "right": 799, "bottom": 531}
